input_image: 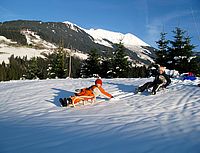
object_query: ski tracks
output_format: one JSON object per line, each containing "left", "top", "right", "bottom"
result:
{"left": 117, "top": 81, "right": 200, "bottom": 129}
{"left": 170, "top": 85, "right": 200, "bottom": 114}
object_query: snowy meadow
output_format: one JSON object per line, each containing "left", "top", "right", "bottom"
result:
{"left": 0, "top": 78, "right": 200, "bottom": 153}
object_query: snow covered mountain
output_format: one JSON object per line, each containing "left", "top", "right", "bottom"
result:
{"left": 85, "top": 28, "right": 149, "bottom": 48}
{"left": 0, "top": 78, "right": 200, "bottom": 153}
{"left": 84, "top": 28, "right": 155, "bottom": 64}
{"left": 64, "top": 21, "right": 155, "bottom": 64}
{"left": 0, "top": 20, "right": 156, "bottom": 65}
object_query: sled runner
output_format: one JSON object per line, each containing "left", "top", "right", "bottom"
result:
{"left": 70, "top": 95, "right": 96, "bottom": 107}
{"left": 59, "top": 95, "right": 96, "bottom": 107}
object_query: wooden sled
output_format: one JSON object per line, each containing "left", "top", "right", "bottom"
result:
{"left": 70, "top": 96, "right": 96, "bottom": 107}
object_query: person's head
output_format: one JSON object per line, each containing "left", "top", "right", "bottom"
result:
{"left": 95, "top": 79, "right": 102, "bottom": 87}
{"left": 159, "top": 66, "right": 165, "bottom": 74}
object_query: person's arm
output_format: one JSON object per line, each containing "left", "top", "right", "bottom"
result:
{"left": 163, "top": 73, "right": 171, "bottom": 87}
{"left": 93, "top": 86, "right": 113, "bottom": 98}
{"left": 153, "top": 74, "right": 160, "bottom": 84}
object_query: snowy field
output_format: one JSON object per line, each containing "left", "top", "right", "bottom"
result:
{"left": 0, "top": 46, "right": 47, "bottom": 64}
{"left": 0, "top": 78, "right": 200, "bottom": 153}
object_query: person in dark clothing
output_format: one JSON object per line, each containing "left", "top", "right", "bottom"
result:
{"left": 135, "top": 66, "right": 171, "bottom": 95}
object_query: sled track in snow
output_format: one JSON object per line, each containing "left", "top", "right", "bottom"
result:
{"left": 0, "top": 79, "right": 200, "bottom": 153}
{"left": 1, "top": 79, "right": 200, "bottom": 121}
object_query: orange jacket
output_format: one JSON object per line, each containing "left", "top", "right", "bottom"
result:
{"left": 71, "top": 85, "right": 112, "bottom": 104}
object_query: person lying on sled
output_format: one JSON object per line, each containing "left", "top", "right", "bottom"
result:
{"left": 135, "top": 66, "right": 171, "bottom": 95}
{"left": 59, "top": 79, "right": 113, "bottom": 107}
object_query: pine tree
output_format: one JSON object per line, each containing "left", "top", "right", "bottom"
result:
{"left": 139, "top": 66, "right": 148, "bottom": 78}
{"left": 81, "top": 49, "right": 101, "bottom": 78}
{"left": 25, "top": 57, "right": 48, "bottom": 79}
{"left": 168, "top": 27, "right": 197, "bottom": 73}
{"left": 100, "top": 57, "right": 113, "bottom": 78}
{"left": 47, "top": 47, "right": 67, "bottom": 78}
{"left": 70, "top": 56, "right": 82, "bottom": 78}
{"left": 0, "top": 62, "right": 7, "bottom": 81}
{"left": 36, "top": 57, "right": 48, "bottom": 79}
{"left": 111, "top": 42, "right": 131, "bottom": 78}
{"left": 7, "top": 55, "right": 24, "bottom": 80}
{"left": 155, "top": 32, "right": 169, "bottom": 66}
{"left": 26, "top": 57, "right": 40, "bottom": 79}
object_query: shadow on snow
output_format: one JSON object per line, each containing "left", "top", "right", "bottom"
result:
{"left": 48, "top": 88, "right": 74, "bottom": 106}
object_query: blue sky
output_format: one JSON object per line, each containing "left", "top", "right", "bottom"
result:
{"left": 0, "top": 0, "right": 200, "bottom": 51}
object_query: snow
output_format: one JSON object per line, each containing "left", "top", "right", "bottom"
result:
{"left": 0, "top": 46, "right": 50, "bottom": 64}
{"left": 63, "top": 21, "right": 80, "bottom": 32}
{"left": 0, "top": 78, "right": 200, "bottom": 153}
{"left": 0, "top": 29, "right": 57, "bottom": 64}
{"left": 125, "top": 45, "right": 154, "bottom": 63}
{"left": 62, "top": 21, "right": 150, "bottom": 48}
{"left": 0, "top": 45, "right": 87, "bottom": 64}
{"left": 21, "top": 29, "right": 57, "bottom": 49}
{"left": 85, "top": 28, "right": 150, "bottom": 47}
{"left": 0, "top": 36, "right": 14, "bottom": 44}
{"left": 65, "top": 48, "right": 88, "bottom": 60}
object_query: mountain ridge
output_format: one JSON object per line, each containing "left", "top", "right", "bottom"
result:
{"left": 0, "top": 20, "right": 156, "bottom": 65}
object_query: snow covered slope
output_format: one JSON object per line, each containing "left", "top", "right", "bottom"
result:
{"left": 0, "top": 78, "right": 200, "bottom": 153}
{"left": 0, "top": 33, "right": 87, "bottom": 64}
{"left": 0, "top": 35, "right": 52, "bottom": 63}
{"left": 85, "top": 28, "right": 149, "bottom": 48}
{"left": 0, "top": 46, "right": 50, "bottom": 64}
{"left": 21, "top": 29, "right": 57, "bottom": 49}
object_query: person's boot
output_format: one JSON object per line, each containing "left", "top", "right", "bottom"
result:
{"left": 67, "top": 98, "right": 72, "bottom": 105}
{"left": 134, "top": 87, "right": 141, "bottom": 94}
{"left": 151, "top": 90, "right": 156, "bottom": 95}
{"left": 59, "top": 98, "right": 67, "bottom": 107}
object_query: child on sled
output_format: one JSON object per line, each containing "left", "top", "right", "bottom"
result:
{"left": 135, "top": 66, "right": 171, "bottom": 95}
{"left": 59, "top": 79, "right": 113, "bottom": 107}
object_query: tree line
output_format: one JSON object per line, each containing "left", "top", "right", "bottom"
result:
{"left": 0, "top": 43, "right": 147, "bottom": 81}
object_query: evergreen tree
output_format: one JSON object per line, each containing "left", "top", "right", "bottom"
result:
{"left": 7, "top": 55, "right": 24, "bottom": 80}
{"left": 129, "top": 66, "right": 147, "bottom": 78}
{"left": 25, "top": 57, "right": 48, "bottom": 79}
{"left": 47, "top": 47, "right": 67, "bottom": 78}
{"left": 0, "top": 61, "right": 7, "bottom": 81}
{"left": 36, "top": 57, "right": 48, "bottom": 79}
{"left": 155, "top": 32, "right": 169, "bottom": 66}
{"left": 139, "top": 66, "right": 148, "bottom": 78}
{"left": 99, "top": 57, "right": 113, "bottom": 78}
{"left": 168, "top": 27, "right": 197, "bottom": 73}
{"left": 81, "top": 49, "right": 101, "bottom": 77}
{"left": 26, "top": 57, "right": 40, "bottom": 79}
{"left": 187, "top": 56, "right": 200, "bottom": 74}
{"left": 111, "top": 43, "right": 131, "bottom": 78}
{"left": 70, "top": 56, "right": 82, "bottom": 78}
